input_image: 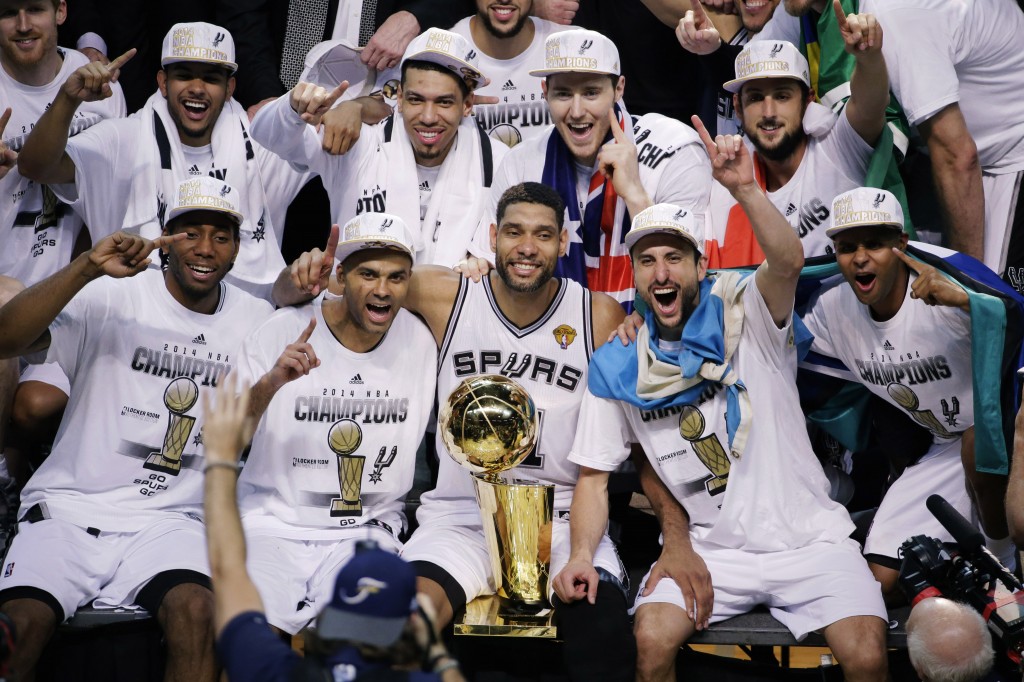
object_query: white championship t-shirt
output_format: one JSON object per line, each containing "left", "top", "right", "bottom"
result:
{"left": 20, "top": 269, "right": 273, "bottom": 532}
{"left": 417, "top": 276, "right": 595, "bottom": 527}
{"left": 802, "top": 271, "right": 974, "bottom": 445}
{"left": 236, "top": 299, "right": 436, "bottom": 540}
{"left": 570, "top": 276, "right": 855, "bottom": 551}
{"left": 450, "top": 16, "right": 569, "bottom": 148}
{"left": 0, "top": 48, "right": 125, "bottom": 285}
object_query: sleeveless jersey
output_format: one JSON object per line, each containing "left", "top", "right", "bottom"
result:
{"left": 237, "top": 299, "right": 437, "bottom": 540}
{"left": 418, "top": 276, "right": 594, "bottom": 526}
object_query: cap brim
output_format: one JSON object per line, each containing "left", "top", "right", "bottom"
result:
{"left": 625, "top": 226, "right": 702, "bottom": 255}
{"left": 166, "top": 205, "right": 243, "bottom": 225}
{"left": 528, "top": 66, "right": 618, "bottom": 78}
{"left": 162, "top": 56, "right": 238, "bottom": 74}
{"left": 825, "top": 222, "right": 904, "bottom": 239}
{"left": 316, "top": 607, "right": 406, "bottom": 647}
{"left": 404, "top": 50, "right": 489, "bottom": 89}
{"left": 335, "top": 238, "right": 414, "bottom": 264}
{"left": 722, "top": 72, "right": 805, "bottom": 93}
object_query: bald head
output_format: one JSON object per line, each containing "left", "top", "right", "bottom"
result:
{"left": 906, "top": 598, "right": 994, "bottom": 682}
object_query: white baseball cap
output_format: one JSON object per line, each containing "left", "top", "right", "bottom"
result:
{"left": 529, "top": 29, "right": 620, "bottom": 78}
{"left": 401, "top": 28, "right": 489, "bottom": 90}
{"left": 301, "top": 39, "right": 376, "bottom": 98}
{"left": 166, "top": 177, "right": 243, "bottom": 225}
{"left": 827, "top": 188, "right": 905, "bottom": 238}
{"left": 336, "top": 213, "right": 415, "bottom": 264}
{"left": 723, "top": 41, "right": 809, "bottom": 93}
{"left": 625, "top": 203, "right": 704, "bottom": 255}
{"left": 161, "top": 22, "right": 237, "bottom": 74}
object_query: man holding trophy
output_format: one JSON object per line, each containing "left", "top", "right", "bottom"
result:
{"left": 559, "top": 119, "right": 891, "bottom": 682}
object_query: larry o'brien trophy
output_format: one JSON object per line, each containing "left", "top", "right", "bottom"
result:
{"left": 439, "top": 375, "right": 556, "bottom": 637}
{"left": 145, "top": 377, "right": 199, "bottom": 475}
{"left": 328, "top": 418, "right": 365, "bottom": 517}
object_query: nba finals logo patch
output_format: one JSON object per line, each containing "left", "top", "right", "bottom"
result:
{"left": 553, "top": 324, "right": 577, "bottom": 349}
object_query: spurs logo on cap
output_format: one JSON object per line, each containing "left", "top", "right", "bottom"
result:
{"left": 380, "top": 219, "right": 393, "bottom": 230}
{"left": 873, "top": 193, "right": 885, "bottom": 208}
{"left": 213, "top": 32, "right": 225, "bottom": 48}
{"left": 466, "top": 49, "right": 477, "bottom": 61}
{"left": 219, "top": 185, "right": 231, "bottom": 197}
{"left": 673, "top": 209, "right": 688, "bottom": 220}
{"left": 770, "top": 43, "right": 783, "bottom": 58}
{"left": 579, "top": 39, "right": 594, "bottom": 54}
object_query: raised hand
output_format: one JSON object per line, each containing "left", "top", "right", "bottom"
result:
{"left": 834, "top": 0, "right": 882, "bottom": 54}
{"left": 676, "top": 0, "right": 723, "bottom": 55}
{"left": 0, "top": 109, "right": 16, "bottom": 181}
{"left": 266, "top": 316, "right": 321, "bottom": 390}
{"left": 360, "top": 11, "right": 419, "bottom": 71}
{"left": 201, "top": 373, "right": 255, "bottom": 465}
{"left": 892, "top": 248, "right": 969, "bottom": 309}
{"left": 87, "top": 230, "right": 186, "bottom": 279}
{"left": 692, "top": 114, "right": 754, "bottom": 195}
{"left": 290, "top": 81, "right": 349, "bottom": 125}
{"left": 597, "top": 109, "right": 644, "bottom": 199}
{"left": 290, "top": 224, "right": 339, "bottom": 296}
{"left": 63, "top": 48, "right": 136, "bottom": 102}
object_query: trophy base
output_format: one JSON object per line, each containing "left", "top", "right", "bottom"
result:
{"left": 329, "top": 499, "right": 362, "bottom": 517}
{"left": 453, "top": 594, "right": 557, "bottom": 639}
{"left": 143, "top": 454, "right": 181, "bottom": 475}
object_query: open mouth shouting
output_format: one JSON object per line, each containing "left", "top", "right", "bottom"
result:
{"left": 565, "top": 121, "right": 595, "bottom": 144}
{"left": 853, "top": 272, "right": 877, "bottom": 294}
{"left": 651, "top": 286, "right": 681, "bottom": 317}
{"left": 181, "top": 98, "right": 211, "bottom": 121}
{"left": 365, "top": 301, "right": 393, "bottom": 325}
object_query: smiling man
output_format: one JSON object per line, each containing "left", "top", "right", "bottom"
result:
{"left": 230, "top": 212, "right": 437, "bottom": 637}
{"left": 705, "top": 17, "right": 890, "bottom": 268}
{"left": 0, "top": 176, "right": 273, "bottom": 682}
{"left": 801, "top": 187, "right": 1018, "bottom": 601}
{"left": 477, "top": 28, "right": 711, "bottom": 310}
{"left": 564, "top": 123, "right": 889, "bottom": 682}
{"left": 251, "top": 27, "right": 507, "bottom": 268}
{"left": 16, "top": 21, "right": 312, "bottom": 301}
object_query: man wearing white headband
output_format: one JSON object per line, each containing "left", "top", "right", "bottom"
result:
{"left": 706, "top": 5, "right": 890, "bottom": 267}
{"left": 251, "top": 27, "right": 508, "bottom": 269}
{"left": 0, "top": 177, "right": 273, "bottom": 681}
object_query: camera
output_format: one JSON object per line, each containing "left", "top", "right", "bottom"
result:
{"left": 898, "top": 495, "right": 1024, "bottom": 674}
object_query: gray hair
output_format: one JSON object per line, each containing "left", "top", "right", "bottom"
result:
{"left": 907, "top": 599, "right": 994, "bottom": 682}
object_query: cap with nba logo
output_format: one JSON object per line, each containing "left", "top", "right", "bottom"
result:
{"left": 166, "top": 176, "right": 243, "bottom": 225}
{"left": 530, "top": 29, "right": 620, "bottom": 78}
{"left": 724, "top": 41, "right": 809, "bottom": 93}
{"left": 336, "top": 213, "right": 415, "bottom": 264}
{"left": 827, "top": 188, "right": 905, "bottom": 238}
{"left": 401, "top": 28, "right": 489, "bottom": 90}
{"left": 625, "top": 203, "right": 704, "bottom": 255}
{"left": 161, "top": 22, "right": 237, "bottom": 74}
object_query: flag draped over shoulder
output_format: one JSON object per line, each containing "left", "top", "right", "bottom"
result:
{"left": 795, "top": 243, "right": 1024, "bottom": 475}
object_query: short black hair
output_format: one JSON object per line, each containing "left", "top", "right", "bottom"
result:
{"left": 496, "top": 182, "right": 565, "bottom": 230}
{"left": 401, "top": 59, "right": 470, "bottom": 99}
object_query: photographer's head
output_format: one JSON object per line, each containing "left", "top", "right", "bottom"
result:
{"left": 906, "top": 598, "right": 994, "bottom": 682}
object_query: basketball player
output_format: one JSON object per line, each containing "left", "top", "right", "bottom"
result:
{"left": 231, "top": 213, "right": 437, "bottom": 635}
{"left": 475, "top": 28, "right": 712, "bottom": 309}
{"left": 251, "top": 27, "right": 507, "bottom": 268}
{"left": 278, "top": 181, "right": 637, "bottom": 680}
{"left": 563, "top": 119, "right": 888, "bottom": 681}
{"left": 0, "top": 176, "right": 273, "bottom": 682}
{"left": 801, "top": 187, "right": 1016, "bottom": 600}
{"left": 450, "top": 0, "right": 570, "bottom": 147}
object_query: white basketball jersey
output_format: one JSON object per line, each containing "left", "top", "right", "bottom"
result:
{"left": 21, "top": 270, "right": 273, "bottom": 532}
{"left": 418, "top": 276, "right": 594, "bottom": 526}
{"left": 237, "top": 299, "right": 437, "bottom": 539}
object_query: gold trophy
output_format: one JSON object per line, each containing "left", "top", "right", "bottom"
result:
{"left": 145, "top": 377, "right": 199, "bottom": 475}
{"left": 328, "top": 418, "right": 365, "bottom": 518}
{"left": 439, "top": 375, "right": 556, "bottom": 637}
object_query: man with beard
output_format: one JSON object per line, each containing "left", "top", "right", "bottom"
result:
{"left": 704, "top": 20, "right": 889, "bottom": 267}
{"left": 561, "top": 120, "right": 889, "bottom": 682}
{"left": 17, "top": 21, "right": 311, "bottom": 302}
{"left": 277, "top": 181, "right": 636, "bottom": 680}
{"left": 0, "top": 176, "right": 273, "bottom": 682}
{"left": 450, "top": 0, "right": 570, "bottom": 148}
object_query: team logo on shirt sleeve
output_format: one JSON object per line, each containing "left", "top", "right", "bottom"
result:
{"left": 328, "top": 419, "right": 365, "bottom": 518}
{"left": 144, "top": 377, "right": 200, "bottom": 475}
{"left": 678, "top": 405, "right": 730, "bottom": 496}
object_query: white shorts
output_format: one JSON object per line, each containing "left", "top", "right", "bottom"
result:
{"left": 633, "top": 538, "right": 886, "bottom": 640}
{"left": 18, "top": 361, "right": 70, "bottom": 397}
{"left": 401, "top": 513, "right": 625, "bottom": 604}
{"left": 245, "top": 526, "right": 401, "bottom": 634}
{"left": 982, "top": 169, "right": 1023, "bottom": 275}
{"left": 0, "top": 515, "right": 209, "bottom": 621}
{"left": 864, "top": 438, "right": 972, "bottom": 563}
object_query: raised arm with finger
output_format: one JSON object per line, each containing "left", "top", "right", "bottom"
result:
{"left": 597, "top": 109, "right": 653, "bottom": 220}
{"left": 835, "top": 0, "right": 888, "bottom": 146}
{"left": 17, "top": 48, "right": 136, "bottom": 185}
{"left": 248, "top": 316, "right": 321, "bottom": 420}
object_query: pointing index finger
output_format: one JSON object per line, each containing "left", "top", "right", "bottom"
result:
{"left": 607, "top": 108, "right": 627, "bottom": 144}
{"left": 324, "top": 224, "right": 340, "bottom": 264}
{"left": 832, "top": 0, "right": 848, "bottom": 29}
{"left": 891, "top": 246, "right": 921, "bottom": 273}
{"left": 108, "top": 47, "right": 138, "bottom": 72}
{"left": 151, "top": 232, "right": 188, "bottom": 248}
{"left": 693, "top": 0, "right": 710, "bottom": 26}
{"left": 298, "top": 315, "right": 317, "bottom": 343}
{"left": 0, "top": 108, "right": 10, "bottom": 138}
{"left": 324, "top": 81, "right": 350, "bottom": 109}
